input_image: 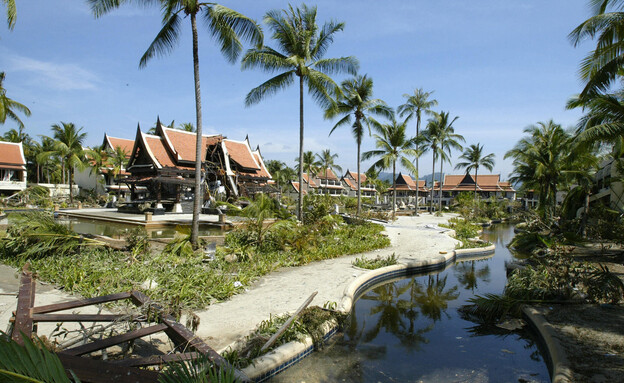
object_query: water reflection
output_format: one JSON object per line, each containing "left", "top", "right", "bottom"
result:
{"left": 272, "top": 224, "right": 550, "bottom": 383}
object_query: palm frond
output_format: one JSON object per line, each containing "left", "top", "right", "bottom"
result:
{"left": 204, "top": 5, "right": 263, "bottom": 64}
{"left": 313, "top": 57, "right": 359, "bottom": 76}
{"left": 244, "top": 71, "right": 295, "bottom": 106}
{"left": 139, "top": 13, "right": 181, "bottom": 68}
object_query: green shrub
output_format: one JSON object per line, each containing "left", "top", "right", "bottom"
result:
{"left": 352, "top": 253, "right": 398, "bottom": 269}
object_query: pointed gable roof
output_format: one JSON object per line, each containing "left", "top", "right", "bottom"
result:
{"left": 223, "top": 139, "right": 260, "bottom": 170}
{"left": 316, "top": 168, "right": 339, "bottom": 181}
{"left": 103, "top": 135, "right": 134, "bottom": 158}
{"left": 344, "top": 170, "right": 367, "bottom": 184}
{"left": 160, "top": 126, "right": 222, "bottom": 163}
{"left": 251, "top": 146, "right": 271, "bottom": 179}
{"left": 0, "top": 142, "right": 26, "bottom": 170}
{"left": 441, "top": 174, "right": 514, "bottom": 192}
{"left": 302, "top": 173, "right": 318, "bottom": 188}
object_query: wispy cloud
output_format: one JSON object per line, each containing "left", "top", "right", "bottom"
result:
{"left": 7, "top": 54, "right": 101, "bottom": 91}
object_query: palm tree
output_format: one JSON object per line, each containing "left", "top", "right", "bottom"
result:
{"left": 315, "top": 149, "right": 342, "bottom": 195}
{"left": 398, "top": 88, "right": 437, "bottom": 214}
{"left": 505, "top": 120, "right": 575, "bottom": 222}
{"left": 454, "top": 143, "right": 495, "bottom": 200}
{"left": 266, "top": 159, "right": 295, "bottom": 198}
{"left": 109, "top": 145, "right": 129, "bottom": 201}
{"left": 568, "top": 92, "right": 624, "bottom": 144}
{"left": 325, "top": 75, "right": 393, "bottom": 214}
{"left": 295, "top": 151, "right": 320, "bottom": 194}
{"left": 569, "top": 0, "right": 624, "bottom": 99}
{"left": 0, "top": 72, "right": 31, "bottom": 129}
{"left": 2, "top": 0, "right": 16, "bottom": 30}
{"left": 50, "top": 122, "right": 87, "bottom": 204}
{"left": 362, "top": 117, "right": 418, "bottom": 220}
{"left": 243, "top": 4, "right": 358, "bottom": 220}
{"left": 85, "top": 145, "right": 109, "bottom": 193}
{"left": 90, "top": 0, "right": 263, "bottom": 248}
{"left": 422, "top": 111, "right": 462, "bottom": 213}
{"left": 178, "top": 122, "right": 195, "bottom": 132}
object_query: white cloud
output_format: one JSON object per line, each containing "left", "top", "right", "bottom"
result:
{"left": 7, "top": 54, "right": 101, "bottom": 91}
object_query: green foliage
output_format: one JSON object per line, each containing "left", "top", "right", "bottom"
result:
{"left": 0, "top": 332, "right": 77, "bottom": 383}
{"left": 12, "top": 186, "right": 52, "bottom": 208}
{"left": 159, "top": 354, "right": 239, "bottom": 383}
{"left": 163, "top": 230, "right": 196, "bottom": 258}
{"left": 302, "top": 194, "right": 334, "bottom": 225}
{"left": 459, "top": 293, "right": 525, "bottom": 324}
{"left": 2, "top": 211, "right": 105, "bottom": 259}
{"left": 440, "top": 218, "right": 490, "bottom": 248}
{"left": 125, "top": 227, "right": 150, "bottom": 259}
{"left": 352, "top": 253, "right": 397, "bottom": 269}
{"left": 585, "top": 203, "right": 624, "bottom": 244}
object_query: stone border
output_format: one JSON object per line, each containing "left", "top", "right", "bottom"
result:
{"left": 523, "top": 306, "right": 573, "bottom": 383}
{"left": 242, "top": 240, "right": 497, "bottom": 382}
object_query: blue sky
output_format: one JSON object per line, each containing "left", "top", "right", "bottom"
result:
{"left": 1, "top": 0, "right": 593, "bottom": 179}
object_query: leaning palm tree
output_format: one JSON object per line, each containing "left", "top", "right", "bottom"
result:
{"left": 316, "top": 149, "right": 342, "bottom": 195}
{"left": 325, "top": 74, "right": 393, "bottom": 214}
{"left": 243, "top": 4, "right": 358, "bottom": 220}
{"left": 0, "top": 72, "right": 31, "bottom": 129}
{"left": 362, "top": 117, "right": 418, "bottom": 220}
{"left": 398, "top": 88, "right": 437, "bottom": 213}
{"left": 422, "top": 111, "right": 461, "bottom": 213}
{"left": 90, "top": 0, "right": 263, "bottom": 248}
{"left": 50, "top": 122, "right": 87, "bottom": 204}
{"left": 569, "top": 0, "right": 624, "bottom": 99}
{"left": 454, "top": 143, "right": 495, "bottom": 200}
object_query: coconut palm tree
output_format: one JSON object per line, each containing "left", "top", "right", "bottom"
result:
{"left": 295, "top": 150, "right": 320, "bottom": 194}
{"left": 2, "top": 0, "right": 16, "bottom": 30}
{"left": 454, "top": 143, "right": 495, "bottom": 200}
{"left": 568, "top": 92, "right": 624, "bottom": 144}
{"left": 85, "top": 145, "right": 109, "bottom": 193}
{"left": 315, "top": 149, "right": 342, "bottom": 195}
{"left": 325, "top": 74, "right": 393, "bottom": 214}
{"left": 178, "top": 122, "right": 195, "bottom": 132}
{"left": 90, "top": 0, "right": 263, "bottom": 248}
{"left": 266, "top": 159, "right": 295, "bottom": 198}
{"left": 243, "top": 4, "right": 358, "bottom": 220}
{"left": 398, "top": 88, "right": 437, "bottom": 214}
{"left": 362, "top": 117, "right": 418, "bottom": 220}
{"left": 49, "top": 122, "right": 87, "bottom": 204}
{"left": 422, "top": 111, "right": 462, "bottom": 213}
{"left": 0, "top": 72, "right": 31, "bottom": 129}
{"left": 505, "top": 120, "right": 575, "bottom": 222}
{"left": 569, "top": 0, "right": 624, "bottom": 99}
{"left": 109, "top": 145, "right": 129, "bottom": 201}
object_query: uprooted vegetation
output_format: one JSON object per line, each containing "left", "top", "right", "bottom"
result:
{"left": 0, "top": 202, "right": 390, "bottom": 310}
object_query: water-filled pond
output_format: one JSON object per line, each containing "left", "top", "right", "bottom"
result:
{"left": 272, "top": 224, "right": 550, "bottom": 383}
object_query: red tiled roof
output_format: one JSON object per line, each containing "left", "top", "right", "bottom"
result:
{"left": 342, "top": 177, "right": 376, "bottom": 192}
{"left": 224, "top": 140, "right": 260, "bottom": 170}
{"left": 290, "top": 181, "right": 308, "bottom": 195}
{"left": 302, "top": 173, "right": 318, "bottom": 188}
{"left": 439, "top": 174, "right": 515, "bottom": 192}
{"left": 251, "top": 151, "right": 271, "bottom": 178}
{"left": 105, "top": 136, "right": 134, "bottom": 158}
{"left": 396, "top": 173, "right": 417, "bottom": 189}
{"left": 162, "top": 127, "right": 222, "bottom": 162}
{"left": 144, "top": 135, "right": 176, "bottom": 168}
{"left": 0, "top": 142, "right": 26, "bottom": 170}
{"left": 346, "top": 170, "right": 367, "bottom": 184}
{"left": 316, "top": 168, "right": 338, "bottom": 181}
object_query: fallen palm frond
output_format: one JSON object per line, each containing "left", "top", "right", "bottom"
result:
{"left": 586, "top": 264, "right": 624, "bottom": 304}
{"left": 2, "top": 211, "right": 105, "bottom": 259}
{"left": 0, "top": 332, "right": 78, "bottom": 383}
{"left": 459, "top": 294, "right": 527, "bottom": 324}
{"left": 158, "top": 354, "right": 239, "bottom": 383}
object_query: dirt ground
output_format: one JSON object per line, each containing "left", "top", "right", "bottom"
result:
{"left": 542, "top": 245, "right": 624, "bottom": 383}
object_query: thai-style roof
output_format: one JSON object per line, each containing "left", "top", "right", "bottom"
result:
{"left": 342, "top": 177, "right": 376, "bottom": 192}
{"left": 160, "top": 126, "right": 221, "bottom": 163}
{"left": 439, "top": 174, "right": 515, "bottom": 192}
{"left": 316, "top": 168, "right": 339, "bottom": 181}
{"left": 345, "top": 170, "right": 367, "bottom": 184}
{"left": 223, "top": 139, "right": 260, "bottom": 170}
{"left": 302, "top": 173, "right": 318, "bottom": 188}
{"left": 252, "top": 148, "right": 272, "bottom": 179}
{"left": 0, "top": 142, "right": 26, "bottom": 170}
{"left": 103, "top": 135, "right": 134, "bottom": 158}
{"left": 387, "top": 172, "right": 427, "bottom": 191}
{"left": 290, "top": 181, "right": 309, "bottom": 195}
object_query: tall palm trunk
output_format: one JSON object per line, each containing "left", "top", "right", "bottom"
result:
{"left": 356, "top": 140, "right": 361, "bottom": 216}
{"left": 61, "top": 158, "right": 65, "bottom": 184}
{"left": 297, "top": 75, "right": 304, "bottom": 221}
{"left": 36, "top": 164, "right": 40, "bottom": 184}
{"left": 392, "top": 160, "right": 396, "bottom": 221}
{"left": 415, "top": 115, "right": 420, "bottom": 214}
{"left": 430, "top": 149, "right": 436, "bottom": 213}
{"left": 438, "top": 158, "right": 444, "bottom": 212}
{"left": 474, "top": 167, "right": 479, "bottom": 200}
{"left": 191, "top": 13, "right": 204, "bottom": 248}
{"left": 69, "top": 170, "right": 74, "bottom": 204}
{"left": 325, "top": 167, "right": 328, "bottom": 195}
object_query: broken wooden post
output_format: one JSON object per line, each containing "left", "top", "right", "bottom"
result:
{"left": 260, "top": 291, "right": 318, "bottom": 353}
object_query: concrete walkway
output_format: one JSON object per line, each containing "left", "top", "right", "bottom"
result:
{"left": 194, "top": 214, "right": 459, "bottom": 352}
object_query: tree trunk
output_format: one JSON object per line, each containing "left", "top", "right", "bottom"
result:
{"left": 474, "top": 167, "right": 478, "bottom": 200}
{"left": 438, "top": 158, "right": 443, "bottom": 213}
{"left": 190, "top": 13, "right": 203, "bottom": 248}
{"left": 392, "top": 160, "right": 396, "bottom": 221}
{"left": 36, "top": 164, "right": 40, "bottom": 184}
{"left": 61, "top": 158, "right": 65, "bottom": 184}
{"left": 415, "top": 114, "right": 420, "bottom": 215}
{"left": 69, "top": 169, "right": 74, "bottom": 204}
{"left": 430, "top": 149, "right": 435, "bottom": 213}
{"left": 356, "top": 140, "right": 361, "bottom": 216}
{"left": 297, "top": 75, "right": 304, "bottom": 221}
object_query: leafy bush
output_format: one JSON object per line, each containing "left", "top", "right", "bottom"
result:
{"left": 352, "top": 253, "right": 398, "bottom": 269}
{"left": 125, "top": 227, "right": 150, "bottom": 259}
{"left": 440, "top": 217, "right": 490, "bottom": 248}
{"left": 302, "top": 194, "right": 335, "bottom": 224}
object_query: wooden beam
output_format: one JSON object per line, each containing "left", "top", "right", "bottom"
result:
{"left": 11, "top": 266, "right": 35, "bottom": 345}
{"left": 32, "top": 314, "right": 135, "bottom": 322}
{"left": 62, "top": 323, "right": 168, "bottom": 356}
{"left": 32, "top": 292, "right": 132, "bottom": 314}
{"left": 57, "top": 353, "right": 160, "bottom": 383}
{"left": 260, "top": 291, "right": 317, "bottom": 352}
{"left": 110, "top": 351, "right": 200, "bottom": 367}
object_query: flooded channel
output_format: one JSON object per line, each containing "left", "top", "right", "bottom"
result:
{"left": 271, "top": 224, "right": 550, "bottom": 383}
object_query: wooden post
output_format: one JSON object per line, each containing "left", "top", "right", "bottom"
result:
{"left": 260, "top": 291, "right": 317, "bottom": 352}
